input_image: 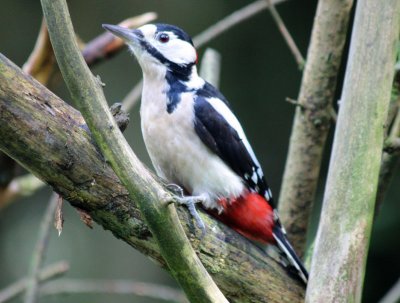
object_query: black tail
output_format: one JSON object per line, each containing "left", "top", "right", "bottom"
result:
{"left": 272, "top": 225, "right": 308, "bottom": 284}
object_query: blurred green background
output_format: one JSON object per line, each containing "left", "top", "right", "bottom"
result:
{"left": 0, "top": 1, "right": 399, "bottom": 302}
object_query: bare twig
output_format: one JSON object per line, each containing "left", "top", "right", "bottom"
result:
{"left": 199, "top": 48, "right": 222, "bottom": 88}
{"left": 379, "top": 278, "right": 400, "bottom": 303}
{"left": 40, "top": 279, "right": 187, "bottom": 303}
{"left": 265, "top": 0, "right": 305, "bottom": 68}
{"left": 193, "top": 0, "right": 286, "bottom": 47}
{"left": 24, "top": 193, "right": 59, "bottom": 303}
{"left": 0, "top": 261, "right": 69, "bottom": 303}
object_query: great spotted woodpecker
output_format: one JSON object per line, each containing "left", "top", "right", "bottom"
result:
{"left": 103, "top": 23, "right": 308, "bottom": 283}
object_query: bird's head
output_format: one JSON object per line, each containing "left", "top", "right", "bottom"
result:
{"left": 102, "top": 23, "right": 197, "bottom": 79}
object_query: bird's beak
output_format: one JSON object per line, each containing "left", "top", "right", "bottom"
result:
{"left": 102, "top": 24, "right": 142, "bottom": 42}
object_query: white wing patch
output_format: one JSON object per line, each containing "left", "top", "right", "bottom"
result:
{"left": 206, "top": 97, "right": 264, "bottom": 178}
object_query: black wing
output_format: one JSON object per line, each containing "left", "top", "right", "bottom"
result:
{"left": 193, "top": 85, "right": 273, "bottom": 205}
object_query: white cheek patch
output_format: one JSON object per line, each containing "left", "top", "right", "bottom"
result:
{"left": 161, "top": 38, "right": 196, "bottom": 65}
{"left": 145, "top": 31, "right": 196, "bottom": 65}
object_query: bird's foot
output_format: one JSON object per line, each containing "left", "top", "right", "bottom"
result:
{"left": 166, "top": 184, "right": 206, "bottom": 238}
{"left": 176, "top": 195, "right": 206, "bottom": 239}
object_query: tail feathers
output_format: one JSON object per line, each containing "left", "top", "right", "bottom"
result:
{"left": 272, "top": 225, "right": 308, "bottom": 284}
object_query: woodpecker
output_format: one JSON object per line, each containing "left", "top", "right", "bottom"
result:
{"left": 103, "top": 23, "right": 308, "bottom": 283}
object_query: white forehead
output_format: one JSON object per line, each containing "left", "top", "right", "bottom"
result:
{"left": 138, "top": 24, "right": 182, "bottom": 41}
{"left": 138, "top": 24, "right": 157, "bottom": 37}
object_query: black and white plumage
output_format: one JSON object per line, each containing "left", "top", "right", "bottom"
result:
{"left": 103, "top": 23, "right": 308, "bottom": 284}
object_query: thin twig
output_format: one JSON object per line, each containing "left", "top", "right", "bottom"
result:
{"left": 199, "top": 48, "right": 222, "bottom": 88}
{"left": 265, "top": 0, "right": 305, "bottom": 68}
{"left": 24, "top": 193, "right": 59, "bottom": 303}
{"left": 0, "top": 261, "right": 69, "bottom": 303}
{"left": 122, "top": 0, "right": 288, "bottom": 111}
{"left": 40, "top": 279, "right": 188, "bottom": 303}
{"left": 193, "top": 0, "right": 286, "bottom": 47}
{"left": 379, "top": 278, "right": 400, "bottom": 303}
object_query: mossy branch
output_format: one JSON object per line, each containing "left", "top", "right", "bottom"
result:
{"left": 306, "top": 0, "right": 400, "bottom": 301}
{"left": 39, "top": 0, "right": 227, "bottom": 302}
{"left": 0, "top": 54, "right": 305, "bottom": 302}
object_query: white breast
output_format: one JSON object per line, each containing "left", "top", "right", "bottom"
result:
{"left": 140, "top": 79, "right": 244, "bottom": 211}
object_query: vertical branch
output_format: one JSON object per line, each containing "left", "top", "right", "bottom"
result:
{"left": 306, "top": 0, "right": 400, "bottom": 301}
{"left": 278, "top": 0, "right": 354, "bottom": 256}
{"left": 199, "top": 48, "right": 221, "bottom": 88}
{"left": 24, "top": 193, "right": 59, "bottom": 303}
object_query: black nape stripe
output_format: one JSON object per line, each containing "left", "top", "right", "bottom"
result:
{"left": 165, "top": 71, "right": 194, "bottom": 114}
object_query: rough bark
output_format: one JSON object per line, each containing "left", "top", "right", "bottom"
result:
{"left": 278, "top": 0, "right": 354, "bottom": 255}
{"left": 306, "top": 0, "right": 400, "bottom": 301}
{"left": 0, "top": 54, "right": 305, "bottom": 302}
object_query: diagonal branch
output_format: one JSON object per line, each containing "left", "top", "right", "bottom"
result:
{"left": 265, "top": 0, "right": 305, "bottom": 68}
{"left": 40, "top": 0, "right": 227, "bottom": 302}
{"left": 0, "top": 53, "right": 304, "bottom": 303}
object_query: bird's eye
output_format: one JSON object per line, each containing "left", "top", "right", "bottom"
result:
{"left": 157, "top": 33, "right": 170, "bottom": 43}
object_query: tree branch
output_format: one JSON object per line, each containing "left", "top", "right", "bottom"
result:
{"left": 40, "top": 0, "right": 228, "bottom": 302}
{"left": 265, "top": 0, "right": 305, "bottom": 68}
{"left": 193, "top": 0, "right": 285, "bottom": 47}
{"left": 0, "top": 53, "right": 304, "bottom": 302}
{"left": 278, "top": 0, "right": 354, "bottom": 256}
{"left": 306, "top": 0, "right": 400, "bottom": 301}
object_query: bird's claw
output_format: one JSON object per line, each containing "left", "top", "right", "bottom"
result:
{"left": 175, "top": 194, "right": 207, "bottom": 239}
{"left": 166, "top": 183, "right": 185, "bottom": 198}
